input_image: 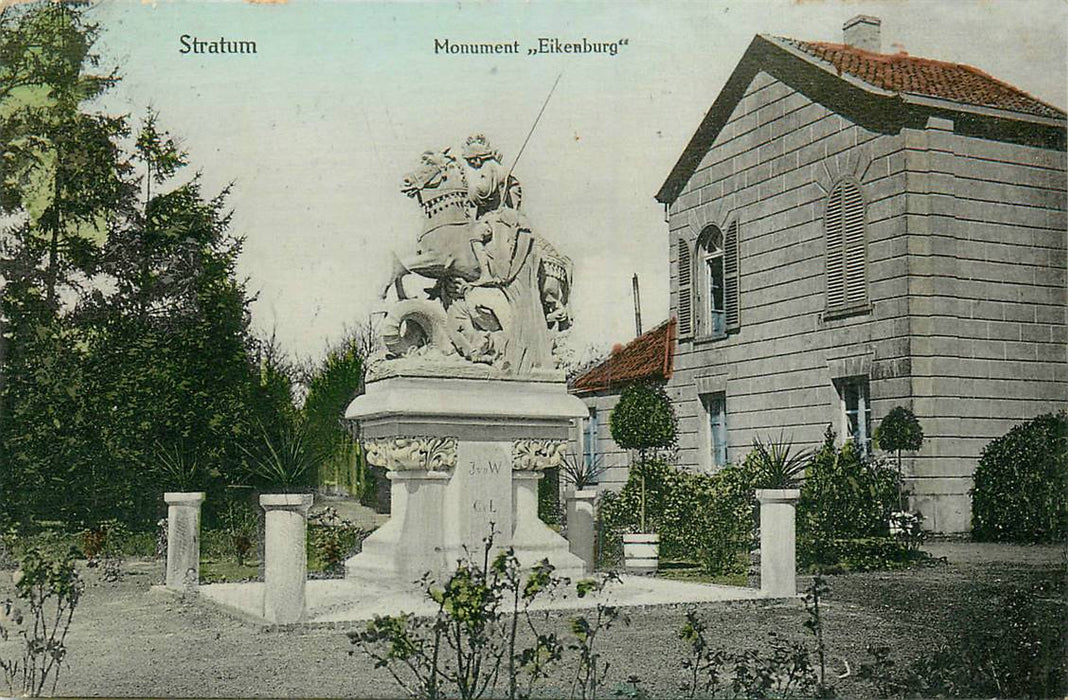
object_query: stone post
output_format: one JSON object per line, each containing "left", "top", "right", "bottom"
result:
{"left": 756, "top": 488, "right": 801, "bottom": 597}
{"left": 164, "top": 492, "right": 205, "bottom": 590}
{"left": 260, "top": 493, "right": 313, "bottom": 624}
{"left": 565, "top": 489, "right": 597, "bottom": 573}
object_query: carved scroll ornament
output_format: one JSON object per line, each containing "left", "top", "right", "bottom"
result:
{"left": 364, "top": 436, "right": 458, "bottom": 472}
{"left": 512, "top": 439, "right": 567, "bottom": 471}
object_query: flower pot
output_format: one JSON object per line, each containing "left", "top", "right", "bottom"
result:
{"left": 622, "top": 533, "right": 659, "bottom": 575}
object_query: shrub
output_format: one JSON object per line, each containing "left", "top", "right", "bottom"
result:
{"left": 537, "top": 466, "right": 561, "bottom": 526}
{"left": 608, "top": 383, "right": 678, "bottom": 460}
{"left": 874, "top": 406, "right": 924, "bottom": 510}
{"left": 348, "top": 537, "right": 571, "bottom": 700}
{"left": 599, "top": 460, "right": 756, "bottom": 575}
{"left": 308, "top": 507, "right": 368, "bottom": 575}
{"left": 218, "top": 500, "right": 259, "bottom": 567}
{"left": 971, "top": 412, "right": 1068, "bottom": 543}
{"left": 798, "top": 428, "right": 898, "bottom": 546}
{"left": 799, "top": 536, "right": 928, "bottom": 574}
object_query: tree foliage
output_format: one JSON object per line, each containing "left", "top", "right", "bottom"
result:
{"left": 1, "top": 2, "right": 295, "bottom": 531}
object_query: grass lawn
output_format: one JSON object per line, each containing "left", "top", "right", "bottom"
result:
{"left": 1, "top": 540, "right": 1063, "bottom": 698}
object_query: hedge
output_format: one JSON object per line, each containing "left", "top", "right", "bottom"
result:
{"left": 972, "top": 412, "right": 1068, "bottom": 544}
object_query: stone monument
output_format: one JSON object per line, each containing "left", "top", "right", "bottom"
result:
{"left": 345, "top": 134, "right": 587, "bottom": 581}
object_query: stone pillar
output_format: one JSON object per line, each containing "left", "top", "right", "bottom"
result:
{"left": 756, "top": 489, "right": 801, "bottom": 597}
{"left": 164, "top": 492, "right": 205, "bottom": 590}
{"left": 260, "top": 493, "right": 313, "bottom": 624}
{"left": 565, "top": 489, "right": 597, "bottom": 573}
{"left": 511, "top": 467, "right": 586, "bottom": 575}
{"left": 348, "top": 469, "right": 451, "bottom": 580}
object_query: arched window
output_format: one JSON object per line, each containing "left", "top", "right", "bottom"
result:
{"left": 698, "top": 226, "right": 727, "bottom": 337}
{"left": 825, "top": 180, "right": 867, "bottom": 311}
{"left": 691, "top": 223, "right": 740, "bottom": 338}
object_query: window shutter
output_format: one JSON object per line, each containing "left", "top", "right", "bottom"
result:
{"left": 724, "top": 221, "right": 740, "bottom": 330}
{"left": 677, "top": 238, "right": 693, "bottom": 337}
{"left": 825, "top": 186, "right": 846, "bottom": 309}
{"left": 842, "top": 184, "right": 867, "bottom": 306}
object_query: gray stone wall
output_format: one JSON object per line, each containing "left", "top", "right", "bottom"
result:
{"left": 663, "top": 70, "right": 1067, "bottom": 532}
{"left": 902, "top": 118, "right": 1067, "bottom": 531}
{"left": 666, "top": 70, "right": 911, "bottom": 471}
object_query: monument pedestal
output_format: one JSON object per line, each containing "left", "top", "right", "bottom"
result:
{"left": 345, "top": 373, "right": 587, "bottom": 583}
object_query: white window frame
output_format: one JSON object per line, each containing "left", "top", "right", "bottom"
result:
{"left": 836, "top": 377, "right": 871, "bottom": 457}
{"left": 585, "top": 407, "right": 599, "bottom": 472}
{"left": 696, "top": 227, "right": 727, "bottom": 339}
{"left": 700, "top": 391, "right": 728, "bottom": 470}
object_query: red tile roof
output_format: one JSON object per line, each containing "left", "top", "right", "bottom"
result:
{"left": 570, "top": 319, "right": 676, "bottom": 395}
{"left": 781, "top": 38, "right": 1065, "bottom": 120}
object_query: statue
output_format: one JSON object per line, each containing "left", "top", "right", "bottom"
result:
{"left": 377, "top": 134, "right": 573, "bottom": 376}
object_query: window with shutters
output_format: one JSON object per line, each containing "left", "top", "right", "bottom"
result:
{"left": 692, "top": 223, "right": 740, "bottom": 340}
{"left": 676, "top": 238, "right": 694, "bottom": 338}
{"left": 825, "top": 179, "right": 868, "bottom": 315}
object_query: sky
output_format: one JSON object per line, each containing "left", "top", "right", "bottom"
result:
{"left": 84, "top": 0, "right": 1068, "bottom": 363}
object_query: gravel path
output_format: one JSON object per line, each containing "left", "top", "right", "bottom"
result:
{"left": 2, "top": 541, "right": 1061, "bottom": 698}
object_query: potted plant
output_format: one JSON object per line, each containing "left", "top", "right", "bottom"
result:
{"left": 873, "top": 406, "right": 924, "bottom": 534}
{"left": 609, "top": 383, "right": 677, "bottom": 575}
{"left": 153, "top": 441, "right": 209, "bottom": 590}
{"left": 749, "top": 433, "right": 810, "bottom": 597}
{"left": 750, "top": 432, "right": 811, "bottom": 492}
{"left": 240, "top": 418, "right": 327, "bottom": 623}
{"left": 559, "top": 453, "right": 608, "bottom": 572}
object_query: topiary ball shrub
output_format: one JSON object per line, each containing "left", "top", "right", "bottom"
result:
{"left": 608, "top": 382, "right": 678, "bottom": 459}
{"left": 874, "top": 406, "right": 924, "bottom": 455}
{"left": 972, "top": 412, "right": 1068, "bottom": 544}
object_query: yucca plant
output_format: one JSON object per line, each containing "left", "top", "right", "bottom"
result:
{"left": 239, "top": 419, "right": 326, "bottom": 493}
{"left": 153, "top": 441, "right": 203, "bottom": 492}
{"left": 749, "top": 433, "right": 813, "bottom": 489}
{"left": 559, "top": 452, "right": 608, "bottom": 491}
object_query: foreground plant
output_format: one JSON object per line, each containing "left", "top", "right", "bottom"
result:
{"left": 349, "top": 533, "right": 566, "bottom": 699}
{"left": 568, "top": 573, "right": 626, "bottom": 700}
{"left": 0, "top": 547, "right": 84, "bottom": 697}
{"left": 677, "top": 577, "right": 836, "bottom": 699}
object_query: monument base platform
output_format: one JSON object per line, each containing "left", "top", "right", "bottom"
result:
{"left": 344, "top": 374, "right": 588, "bottom": 583}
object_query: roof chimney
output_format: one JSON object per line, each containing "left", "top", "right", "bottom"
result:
{"left": 843, "top": 15, "right": 881, "bottom": 53}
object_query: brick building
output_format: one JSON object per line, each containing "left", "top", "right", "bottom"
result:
{"left": 653, "top": 16, "right": 1066, "bottom": 532}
